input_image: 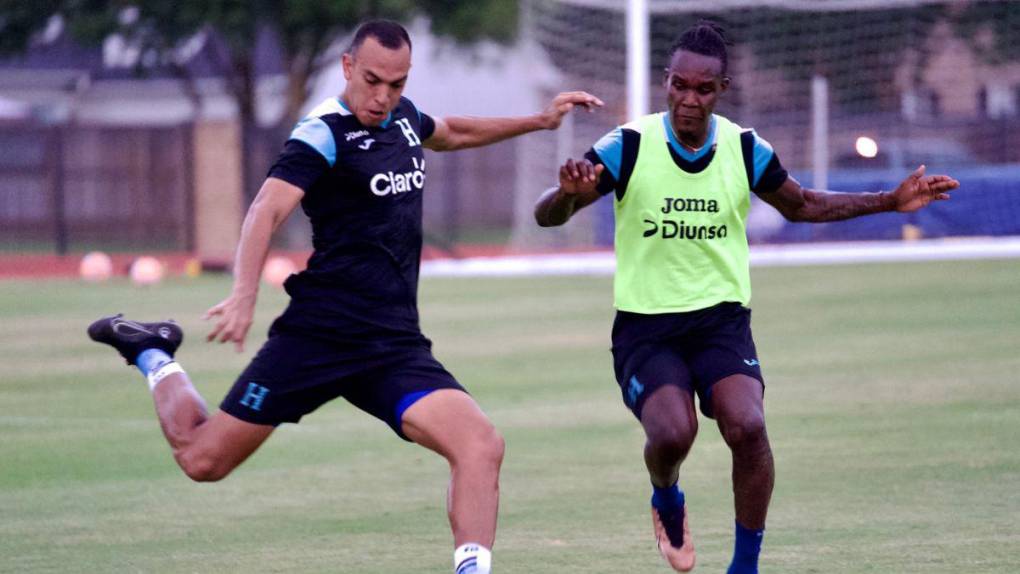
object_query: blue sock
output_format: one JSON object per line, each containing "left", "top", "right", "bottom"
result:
{"left": 651, "top": 481, "right": 685, "bottom": 513}
{"left": 135, "top": 348, "right": 173, "bottom": 376}
{"left": 727, "top": 520, "right": 764, "bottom": 574}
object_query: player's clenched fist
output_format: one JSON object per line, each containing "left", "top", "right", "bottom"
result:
{"left": 559, "top": 158, "right": 604, "bottom": 195}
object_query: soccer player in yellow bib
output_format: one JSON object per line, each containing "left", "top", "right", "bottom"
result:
{"left": 534, "top": 21, "right": 959, "bottom": 574}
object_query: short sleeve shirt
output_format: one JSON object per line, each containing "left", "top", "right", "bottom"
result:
{"left": 266, "top": 96, "right": 436, "bottom": 344}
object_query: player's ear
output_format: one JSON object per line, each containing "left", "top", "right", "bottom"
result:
{"left": 719, "top": 76, "right": 731, "bottom": 93}
{"left": 662, "top": 68, "right": 671, "bottom": 87}
{"left": 342, "top": 52, "right": 354, "bottom": 80}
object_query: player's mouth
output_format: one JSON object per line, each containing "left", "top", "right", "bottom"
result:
{"left": 366, "top": 110, "right": 387, "bottom": 121}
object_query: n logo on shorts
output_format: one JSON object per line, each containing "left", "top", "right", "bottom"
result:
{"left": 240, "top": 382, "right": 270, "bottom": 411}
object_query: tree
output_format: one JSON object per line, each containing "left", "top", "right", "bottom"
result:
{"left": 953, "top": 0, "right": 1020, "bottom": 66}
{"left": 2, "top": 0, "right": 520, "bottom": 198}
{"left": 734, "top": 5, "right": 947, "bottom": 115}
{"left": 0, "top": 0, "right": 63, "bottom": 55}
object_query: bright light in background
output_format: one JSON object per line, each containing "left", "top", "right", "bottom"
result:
{"left": 855, "top": 136, "right": 879, "bottom": 158}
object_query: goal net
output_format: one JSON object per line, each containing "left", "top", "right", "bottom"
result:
{"left": 509, "top": 0, "right": 1020, "bottom": 249}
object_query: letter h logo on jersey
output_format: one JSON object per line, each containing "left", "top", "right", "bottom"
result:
{"left": 395, "top": 118, "right": 421, "bottom": 147}
{"left": 239, "top": 382, "right": 270, "bottom": 411}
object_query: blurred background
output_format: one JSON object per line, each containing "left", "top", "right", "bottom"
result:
{"left": 3, "top": 5, "right": 1018, "bottom": 571}
{"left": 1, "top": 0, "right": 1018, "bottom": 272}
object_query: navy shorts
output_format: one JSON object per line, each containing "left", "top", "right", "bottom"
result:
{"left": 220, "top": 332, "right": 465, "bottom": 440}
{"left": 611, "top": 302, "right": 764, "bottom": 420}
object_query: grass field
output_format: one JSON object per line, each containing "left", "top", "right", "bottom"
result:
{"left": 2, "top": 259, "right": 1018, "bottom": 573}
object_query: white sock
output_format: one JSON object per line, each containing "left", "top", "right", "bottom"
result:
{"left": 146, "top": 361, "right": 184, "bottom": 391}
{"left": 454, "top": 543, "right": 491, "bottom": 574}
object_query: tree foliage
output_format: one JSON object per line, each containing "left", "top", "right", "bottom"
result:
{"left": 733, "top": 6, "right": 948, "bottom": 114}
{"left": 953, "top": 0, "right": 1020, "bottom": 66}
{"left": 6, "top": 1, "right": 518, "bottom": 126}
{"left": 0, "top": 0, "right": 64, "bottom": 55}
{"left": 0, "top": 0, "right": 518, "bottom": 196}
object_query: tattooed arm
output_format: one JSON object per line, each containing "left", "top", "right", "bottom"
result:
{"left": 759, "top": 165, "right": 960, "bottom": 223}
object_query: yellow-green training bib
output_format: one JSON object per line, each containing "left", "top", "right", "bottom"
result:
{"left": 614, "top": 113, "right": 752, "bottom": 313}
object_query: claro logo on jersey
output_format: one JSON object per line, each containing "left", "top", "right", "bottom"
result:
{"left": 370, "top": 157, "right": 425, "bottom": 197}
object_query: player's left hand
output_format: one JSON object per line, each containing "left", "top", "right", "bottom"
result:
{"left": 540, "top": 91, "right": 604, "bottom": 129}
{"left": 891, "top": 165, "right": 960, "bottom": 213}
{"left": 203, "top": 292, "right": 257, "bottom": 353}
{"left": 559, "top": 158, "right": 604, "bottom": 196}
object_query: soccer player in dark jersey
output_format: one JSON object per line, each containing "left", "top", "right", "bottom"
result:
{"left": 88, "top": 20, "right": 601, "bottom": 574}
{"left": 533, "top": 21, "right": 959, "bottom": 574}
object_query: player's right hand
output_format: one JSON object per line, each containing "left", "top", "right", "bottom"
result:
{"left": 540, "top": 91, "right": 604, "bottom": 130}
{"left": 203, "top": 293, "right": 257, "bottom": 353}
{"left": 558, "top": 158, "right": 604, "bottom": 196}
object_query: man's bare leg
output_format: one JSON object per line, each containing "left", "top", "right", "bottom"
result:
{"left": 88, "top": 315, "right": 273, "bottom": 482}
{"left": 401, "top": 389, "right": 504, "bottom": 574}
{"left": 712, "top": 374, "right": 773, "bottom": 574}
{"left": 152, "top": 373, "right": 273, "bottom": 481}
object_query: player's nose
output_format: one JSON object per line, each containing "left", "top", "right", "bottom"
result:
{"left": 373, "top": 88, "right": 393, "bottom": 106}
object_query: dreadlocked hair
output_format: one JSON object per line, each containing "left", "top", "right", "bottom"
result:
{"left": 668, "top": 20, "right": 729, "bottom": 75}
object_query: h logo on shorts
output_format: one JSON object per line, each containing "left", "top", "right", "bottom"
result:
{"left": 239, "top": 382, "right": 270, "bottom": 411}
{"left": 627, "top": 375, "right": 645, "bottom": 407}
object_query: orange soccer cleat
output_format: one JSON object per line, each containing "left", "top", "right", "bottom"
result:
{"left": 651, "top": 505, "right": 696, "bottom": 572}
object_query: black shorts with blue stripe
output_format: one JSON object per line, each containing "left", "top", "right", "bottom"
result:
{"left": 220, "top": 327, "right": 464, "bottom": 440}
{"left": 611, "top": 302, "right": 764, "bottom": 420}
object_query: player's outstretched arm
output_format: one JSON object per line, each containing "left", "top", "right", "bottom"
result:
{"left": 424, "top": 91, "right": 603, "bottom": 151}
{"left": 203, "top": 177, "right": 304, "bottom": 352}
{"left": 759, "top": 165, "right": 960, "bottom": 223}
{"left": 534, "top": 158, "right": 604, "bottom": 227}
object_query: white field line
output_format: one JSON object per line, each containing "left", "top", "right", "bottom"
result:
{"left": 421, "top": 237, "right": 1020, "bottom": 277}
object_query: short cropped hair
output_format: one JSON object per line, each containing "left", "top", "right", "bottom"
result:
{"left": 348, "top": 20, "right": 411, "bottom": 54}
{"left": 668, "top": 20, "right": 729, "bottom": 75}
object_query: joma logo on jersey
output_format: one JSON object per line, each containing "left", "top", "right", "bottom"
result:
{"left": 345, "top": 129, "right": 369, "bottom": 142}
{"left": 370, "top": 157, "right": 425, "bottom": 196}
{"left": 661, "top": 196, "right": 719, "bottom": 214}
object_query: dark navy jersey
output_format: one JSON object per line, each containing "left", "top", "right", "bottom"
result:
{"left": 585, "top": 113, "right": 788, "bottom": 200}
{"left": 267, "top": 96, "right": 436, "bottom": 345}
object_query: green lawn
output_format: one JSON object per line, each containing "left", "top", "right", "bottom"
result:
{"left": 1, "top": 259, "right": 1018, "bottom": 573}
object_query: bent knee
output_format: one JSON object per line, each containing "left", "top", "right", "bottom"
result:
{"left": 473, "top": 425, "right": 506, "bottom": 467}
{"left": 177, "top": 450, "right": 233, "bottom": 483}
{"left": 720, "top": 415, "right": 767, "bottom": 449}
{"left": 452, "top": 424, "right": 505, "bottom": 469}
{"left": 646, "top": 421, "right": 697, "bottom": 458}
